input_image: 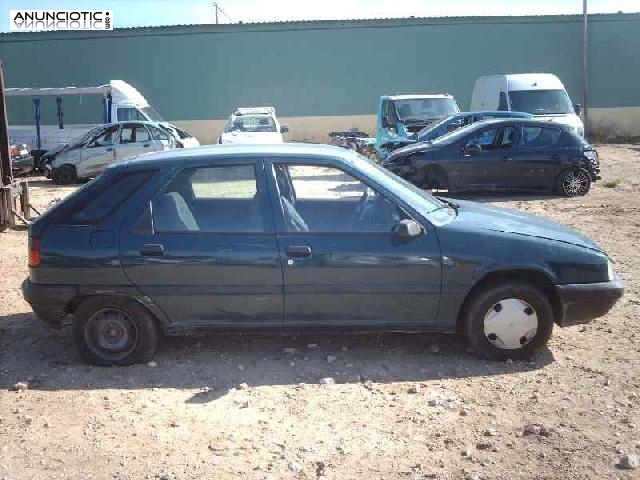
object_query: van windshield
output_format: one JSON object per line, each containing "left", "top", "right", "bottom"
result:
{"left": 509, "top": 89, "right": 574, "bottom": 115}
{"left": 393, "top": 98, "right": 459, "bottom": 123}
{"left": 141, "top": 106, "right": 165, "bottom": 122}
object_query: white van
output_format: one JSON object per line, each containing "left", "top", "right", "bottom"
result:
{"left": 470, "top": 73, "right": 584, "bottom": 137}
{"left": 6, "top": 80, "right": 199, "bottom": 156}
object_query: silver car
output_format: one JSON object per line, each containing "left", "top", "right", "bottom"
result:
{"left": 46, "top": 121, "right": 181, "bottom": 184}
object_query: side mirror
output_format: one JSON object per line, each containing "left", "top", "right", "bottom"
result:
{"left": 393, "top": 219, "right": 422, "bottom": 239}
{"left": 574, "top": 103, "right": 581, "bottom": 116}
{"left": 463, "top": 143, "right": 482, "bottom": 156}
{"left": 280, "top": 126, "right": 289, "bottom": 134}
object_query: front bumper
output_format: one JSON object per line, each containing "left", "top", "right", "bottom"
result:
{"left": 556, "top": 276, "right": 624, "bottom": 327}
{"left": 22, "top": 278, "right": 76, "bottom": 329}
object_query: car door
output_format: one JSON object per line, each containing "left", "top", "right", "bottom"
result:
{"left": 115, "top": 123, "right": 157, "bottom": 160}
{"left": 455, "top": 126, "right": 502, "bottom": 190}
{"left": 77, "top": 125, "right": 118, "bottom": 177}
{"left": 119, "top": 159, "right": 284, "bottom": 328}
{"left": 510, "top": 125, "right": 568, "bottom": 189}
{"left": 266, "top": 158, "right": 442, "bottom": 328}
{"left": 464, "top": 125, "right": 520, "bottom": 189}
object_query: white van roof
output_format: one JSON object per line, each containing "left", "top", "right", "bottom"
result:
{"left": 5, "top": 79, "right": 149, "bottom": 107}
{"left": 478, "top": 73, "right": 566, "bottom": 92}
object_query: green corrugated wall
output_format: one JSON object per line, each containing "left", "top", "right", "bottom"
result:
{"left": 1, "top": 13, "right": 639, "bottom": 125}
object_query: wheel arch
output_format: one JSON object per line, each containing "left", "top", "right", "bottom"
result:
{"left": 65, "top": 293, "right": 167, "bottom": 330}
{"left": 455, "top": 269, "right": 563, "bottom": 333}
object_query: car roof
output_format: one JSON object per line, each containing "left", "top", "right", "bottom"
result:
{"left": 384, "top": 94, "right": 454, "bottom": 101}
{"left": 97, "top": 120, "right": 166, "bottom": 128}
{"left": 118, "top": 143, "right": 353, "bottom": 170}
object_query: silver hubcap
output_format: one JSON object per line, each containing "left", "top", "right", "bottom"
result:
{"left": 483, "top": 298, "right": 538, "bottom": 350}
{"left": 562, "top": 170, "right": 589, "bottom": 196}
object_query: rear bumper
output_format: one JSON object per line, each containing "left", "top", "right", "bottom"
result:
{"left": 556, "top": 276, "right": 624, "bottom": 327}
{"left": 21, "top": 278, "right": 76, "bottom": 329}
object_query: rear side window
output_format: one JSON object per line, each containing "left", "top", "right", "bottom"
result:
{"left": 66, "top": 171, "right": 152, "bottom": 225}
{"left": 522, "top": 127, "right": 563, "bottom": 148}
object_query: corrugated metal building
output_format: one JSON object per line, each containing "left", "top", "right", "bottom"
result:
{"left": 1, "top": 13, "right": 639, "bottom": 143}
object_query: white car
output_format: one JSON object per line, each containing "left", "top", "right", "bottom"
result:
{"left": 219, "top": 107, "right": 288, "bottom": 144}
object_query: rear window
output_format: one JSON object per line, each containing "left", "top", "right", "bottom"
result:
{"left": 65, "top": 171, "right": 152, "bottom": 225}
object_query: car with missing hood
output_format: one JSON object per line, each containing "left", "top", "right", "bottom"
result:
{"left": 22, "top": 144, "right": 622, "bottom": 366}
{"left": 44, "top": 121, "right": 190, "bottom": 184}
{"left": 218, "top": 107, "right": 289, "bottom": 144}
{"left": 383, "top": 118, "right": 600, "bottom": 196}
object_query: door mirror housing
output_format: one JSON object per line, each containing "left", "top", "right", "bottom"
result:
{"left": 463, "top": 143, "right": 482, "bottom": 156}
{"left": 393, "top": 219, "right": 422, "bottom": 239}
{"left": 574, "top": 103, "right": 581, "bottom": 116}
{"left": 280, "top": 126, "right": 289, "bottom": 134}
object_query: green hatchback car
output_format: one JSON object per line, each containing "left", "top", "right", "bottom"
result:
{"left": 22, "top": 144, "right": 624, "bottom": 366}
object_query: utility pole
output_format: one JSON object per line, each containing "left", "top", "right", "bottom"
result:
{"left": 582, "top": 0, "right": 589, "bottom": 135}
{"left": 0, "top": 59, "right": 12, "bottom": 186}
{"left": 214, "top": 2, "right": 218, "bottom": 24}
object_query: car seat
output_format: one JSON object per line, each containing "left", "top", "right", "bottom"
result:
{"left": 153, "top": 192, "right": 200, "bottom": 232}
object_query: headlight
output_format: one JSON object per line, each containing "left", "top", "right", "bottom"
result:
{"left": 584, "top": 150, "right": 598, "bottom": 161}
{"left": 607, "top": 260, "right": 614, "bottom": 281}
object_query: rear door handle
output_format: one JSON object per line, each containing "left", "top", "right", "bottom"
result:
{"left": 142, "top": 143, "right": 151, "bottom": 148}
{"left": 550, "top": 154, "right": 560, "bottom": 160}
{"left": 140, "top": 243, "right": 165, "bottom": 256}
{"left": 286, "top": 245, "right": 312, "bottom": 258}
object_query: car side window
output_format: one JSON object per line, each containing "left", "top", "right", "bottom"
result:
{"left": 149, "top": 126, "right": 171, "bottom": 142}
{"left": 120, "top": 125, "right": 151, "bottom": 144}
{"left": 498, "top": 92, "right": 509, "bottom": 111}
{"left": 467, "top": 128, "right": 498, "bottom": 150}
{"left": 273, "top": 164, "right": 402, "bottom": 233}
{"left": 67, "top": 171, "right": 152, "bottom": 225}
{"left": 152, "top": 165, "right": 263, "bottom": 233}
{"left": 90, "top": 125, "right": 119, "bottom": 147}
{"left": 522, "top": 127, "right": 563, "bottom": 148}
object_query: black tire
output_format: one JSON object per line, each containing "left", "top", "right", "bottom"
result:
{"left": 53, "top": 164, "right": 78, "bottom": 185}
{"left": 72, "top": 296, "right": 159, "bottom": 366}
{"left": 558, "top": 168, "right": 591, "bottom": 197}
{"left": 462, "top": 281, "right": 554, "bottom": 360}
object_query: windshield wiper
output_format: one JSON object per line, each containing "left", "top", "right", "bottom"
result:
{"left": 434, "top": 196, "right": 459, "bottom": 212}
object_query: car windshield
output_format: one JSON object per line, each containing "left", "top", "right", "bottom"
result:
{"left": 430, "top": 121, "right": 487, "bottom": 145}
{"left": 225, "top": 115, "right": 277, "bottom": 133}
{"left": 508, "top": 89, "right": 574, "bottom": 115}
{"left": 393, "top": 98, "right": 459, "bottom": 122}
{"left": 141, "top": 106, "right": 165, "bottom": 122}
{"left": 68, "top": 127, "right": 103, "bottom": 147}
{"left": 346, "top": 151, "right": 456, "bottom": 224}
{"left": 416, "top": 115, "right": 458, "bottom": 140}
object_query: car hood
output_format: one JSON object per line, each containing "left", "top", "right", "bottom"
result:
{"left": 451, "top": 199, "right": 603, "bottom": 252}
{"left": 221, "top": 131, "right": 283, "bottom": 144}
{"left": 385, "top": 141, "right": 438, "bottom": 163}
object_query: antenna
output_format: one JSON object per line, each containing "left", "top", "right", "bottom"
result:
{"left": 212, "top": 2, "right": 233, "bottom": 24}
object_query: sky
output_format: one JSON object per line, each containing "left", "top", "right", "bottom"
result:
{"left": 0, "top": 0, "right": 638, "bottom": 31}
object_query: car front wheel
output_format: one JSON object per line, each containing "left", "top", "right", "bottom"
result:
{"left": 52, "top": 164, "right": 78, "bottom": 185}
{"left": 72, "top": 296, "right": 159, "bottom": 366}
{"left": 558, "top": 168, "right": 591, "bottom": 197}
{"left": 462, "top": 281, "right": 554, "bottom": 360}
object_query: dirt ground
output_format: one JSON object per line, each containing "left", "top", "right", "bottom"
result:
{"left": 1, "top": 145, "right": 639, "bottom": 480}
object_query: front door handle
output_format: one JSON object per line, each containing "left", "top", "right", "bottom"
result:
{"left": 501, "top": 155, "right": 512, "bottom": 162}
{"left": 106, "top": 147, "right": 114, "bottom": 152}
{"left": 550, "top": 154, "right": 560, "bottom": 160}
{"left": 142, "top": 143, "right": 151, "bottom": 148}
{"left": 140, "top": 243, "right": 165, "bottom": 256}
{"left": 286, "top": 245, "right": 312, "bottom": 258}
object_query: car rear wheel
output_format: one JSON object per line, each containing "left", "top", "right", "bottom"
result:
{"left": 462, "top": 281, "right": 554, "bottom": 360}
{"left": 558, "top": 168, "right": 591, "bottom": 197}
{"left": 72, "top": 297, "right": 159, "bottom": 366}
{"left": 53, "top": 164, "right": 78, "bottom": 185}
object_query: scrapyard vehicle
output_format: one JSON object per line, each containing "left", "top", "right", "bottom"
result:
{"left": 328, "top": 130, "right": 376, "bottom": 156}
{"left": 375, "top": 94, "right": 459, "bottom": 160}
{"left": 218, "top": 107, "right": 289, "bottom": 144}
{"left": 383, "top": 118, "right": 600, "bottom": 196}
{"left": 22, "top": 144, "right": 622, "bottom": 366}
{"left": 46, "top": 121, "right": 182, "bottom": 184}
